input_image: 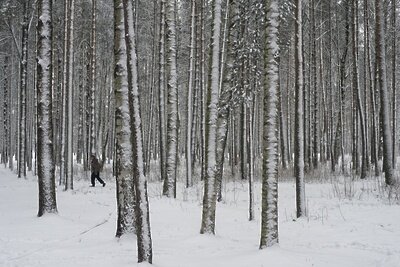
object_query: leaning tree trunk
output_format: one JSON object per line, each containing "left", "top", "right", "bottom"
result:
{"left": 37, "top": 0, "right": 58, "bottom": 217}
{"left": 123, "top": 0, "right": 153, "bottom": 263}
{"left": 215, "top": 0, "right": 238, "bottom": 202}
{"left": 113, "top": 0, "right": 136, "bottom": 237}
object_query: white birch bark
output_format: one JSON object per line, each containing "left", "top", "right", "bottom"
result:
{"left": 90, "top": 0, "right": 97, "bottom": 155}
{"left": 158, "top": 0, "right": 167, "bottom": 183}
{"left": 186, "top": 0, "right": 196, "bottom": 188}
{"left": 66, "top": 0, "right": 75, "bottom": 190}
{"left": 352, "top": 0, "right": 367, "bottom": 179}
{"left": 163, "top": 0, "right": 178, "bottom": 198}
{"left": 18, "top": 1, "right": 29, "bottom": 179}
{"left": 60, "top": 0, "right": 69, "bottom": 186}
{"left": 375, "top": 0, "right": 395, "bottom": 185}
{"left": 200, "top": 0, "right": 222, "bottom": 235}
{"left": 294, "top": 0, "right": 306, "bottom": 218}
{"left": 114, "top": 0, "right": 136, "bottom": 237}
{"left": 2, "top": 57, "right": 9, "bottom": 166}
{"left": 123, "top": 0, "right": 153, "bottom": 263}
{"left": 260, "top": 0, "right": 279, "bottom": 249}
{"left": 215, "top": 0, "right": 238, "bottom": 202}
{"left": 37, "top": 0, "right": 57, "bottom": 217}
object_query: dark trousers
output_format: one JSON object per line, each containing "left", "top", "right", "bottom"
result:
{"left": 91, "top": 172, "right": 105, "bottom": 186}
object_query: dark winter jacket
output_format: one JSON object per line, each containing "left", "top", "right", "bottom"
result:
{"left": 91, "top": 157, "right": 101, "bottom": 173}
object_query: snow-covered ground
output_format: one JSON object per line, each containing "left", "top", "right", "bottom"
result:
{"left": 0, "top": 166, "right": 399, "bottom": 267}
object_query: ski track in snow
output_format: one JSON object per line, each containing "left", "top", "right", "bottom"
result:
{"left": 0, "top": 167, "right": 399, "bottom": 267}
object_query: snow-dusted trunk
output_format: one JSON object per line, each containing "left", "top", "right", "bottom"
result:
{"left": 186, "top": 0, "right": 196, "bottom": 188}
{"left": 375, "top": 0, "right": 395, "bottom": 186}
{"left": 200, "top": 0, "right": 222, "bottom": 235}
{"left": 122, "top": 0, "right": 153, "bottom": 263}
{"left": 259, "top": 0, "right": 279, "bottom": 249}
{"left": 334, "top": 2, "right": 350, "bottom": 174}
{"left": 2, "top": 57, "right": 9, "bottom": 166}
{"left": 294, "top": 0, "right": 306, "bottom": 218}
{"left": 278, "top": 70, "right": 288, "bottom": 170}
{"left": 362, "top": 0, "right": 371, "bottom": 171}
{"left": 365, "top": 0, "right": 379, "bottom": 176}
{"left": 248, "top": 100, "right": 254, "bottom": 221}
{"left": 158, "top": 0, "right": 167, "bottom": 183}
{"left": 200, "top": 0, "right": 207, "bottom": 182}
{"left": 392, "top": 0, "right": 397, "bottom": 168}
{"left": 66, "top": 0, "right": 75, "bottom": 190}
{"left": 60, "top": 0, "right": 70, "bottom": 186}
{"left": 18, "top": 1, "right": 29, "bottom": 179}
{"left": 163, "top": 0, "right": 178, "bottom": 198}
{"left": 352, "top": 0, "right": 367, "bottom": 179}
{"left": 311, "top": 0, "right": 318, "bottom": 170}
{"left": 37, "top": 0, "right": 57, "bottom": 217}
{"left": 113, "top": 0, "right": 136, "bottom": 237}
{"left": 215, "top": 0, "right": 238, "bottom": 202}
{"left": 90, "top": 0, "right": 97, "bottom": 155}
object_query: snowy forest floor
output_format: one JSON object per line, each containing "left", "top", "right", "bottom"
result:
{"left": 1, "top": 166, "right": 400, "bottom": 267}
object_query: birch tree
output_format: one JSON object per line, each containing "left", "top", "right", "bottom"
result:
{"left": 375, "top": 0, "right": 395, "bottom": 186}
{"left": 18, "top": 0, "right": 29, "bottom": 179}
{"left": 294, "top": 0, "right": 305, "bottom": 218}
{"left": 260, "top": 0, "right": 279, "bottom": 249}
{"left": 123, "top": 0, "right": 153, "bottom": 262}
{"left": 351, "top": 0, "right": 367, "bottom": 179}
{"left": 185, "top": 0, "right": 196, "bottom": 188}
{"left": 90, "top": 0, "right": 97, "bottom": 156}
{"left": 215, "top": 0, "right": 238, "bottom": 202}
{"left": 114, "top": 0, "right": 136, "bottom": 237}
{"left": 158, "top": 0, "right": 167, "bottom": 183}
{"left": 37, "top": 0, "right": 58, "bottom": 217}
{"left": 200, "top": 0, "right": 222, "bottom": 235}
{"left": 163, "top": 0, "right": 178, "bottom": 198}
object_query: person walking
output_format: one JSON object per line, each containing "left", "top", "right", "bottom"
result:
{"left": 90, "top": 155, "right": 106, "bottom": 187}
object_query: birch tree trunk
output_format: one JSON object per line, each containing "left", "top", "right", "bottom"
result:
{"left": 2, "top": 57, "right": 9, "bottom": 166}
{"left": 114, "top": 0, "right": 136, "bottom": 237}
{"left": 200, "top": 0, "right": 222, "bottom": 235}
{"left": 123, "top": 0, "right": 153, "bottom": 262}
{"left": 66, "top": 0, "right": 75, "bottom": 190}
{"left": 158, "top": 0, "right": 167, "bottom": 183}
{"left": 294, "top": 0, "right": 306, "bottom": 218}
{"left": 375, "top": 0, "right": 395, "bottom": 186}
{"left": 60, "top": 0, "right": 70, "bottom": 186}
{"left": 90, "top": 0, "right": 97, "bottom": 155}
{"left": 163, "top": 0, "right": 179, "bottom": 198}
{"left": 18, "top": 1, "right": 29, "bottom": 179}
{"left": 215, "top": 0, "right": 238, "bottom": 203}
{"left": 352, "top": 0, "right": 367, "bottom": 179}
{"left": 37, "top": 0, "right": 58, "bottom": 217}
{"left": 260, "top": 0, "right": 279, "bottom": 248}
{"left": 186, "top": 0, "right": 196, "bottom": 188}
{"left": 392, "top": 0, "right": 397, "bottom": 168}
